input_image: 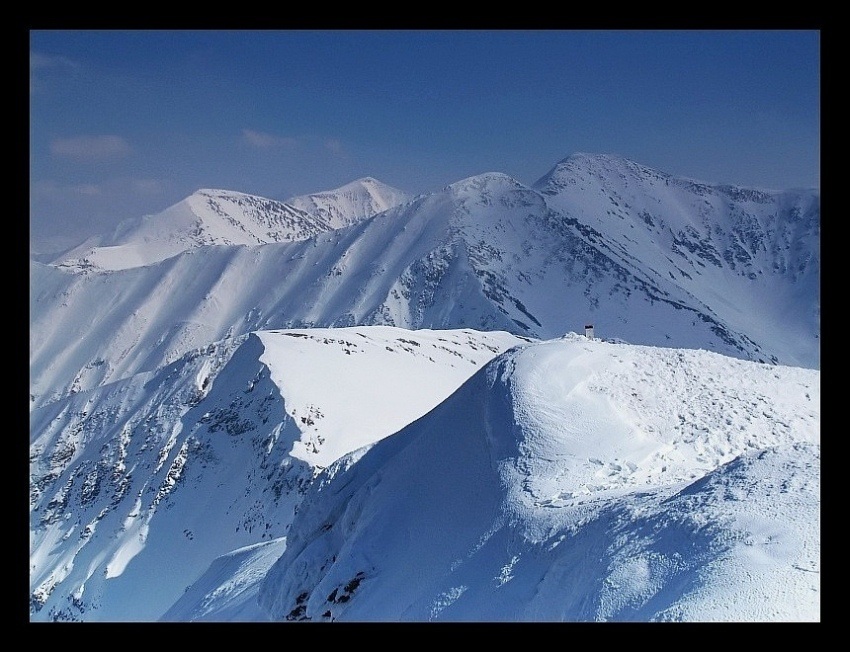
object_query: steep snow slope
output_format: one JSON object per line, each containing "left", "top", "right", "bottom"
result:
{"left": 536, "top": 153, "right": 819, "bottom": 368}
{"left": 29, "top": 326, "right": 525, "bottom": 621}
{"left": 161, "top": 539, "right": 288, "bottom": 622}
{"left": 257, "top": 334, "right": 819, "bottom": 622}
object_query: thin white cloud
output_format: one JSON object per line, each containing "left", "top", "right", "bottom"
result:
{"left": 242, "top": 129, "right": 298, "bottom": 150}
{"left": 324, "top": 139, "right": 347, "bottom": 158}
{"left": 75, "top": 184, "right": 102, "bottom": 196}
{"left": 33, "top": 177, "right": 170, "bottom": 204}
{"left": 51, "top": 135, "right": 132, "bottom": 163}
{"left": 30, "top": 52, "right": 79, "bottom": 72}
{"left": 30, "top": 52, "right": 80, "bottom": 94}
{"left": 31, "top": 180, "right": 102, "bottom": 197}
{"left": 132, "top": 179, "right": 166, "bottom": 195}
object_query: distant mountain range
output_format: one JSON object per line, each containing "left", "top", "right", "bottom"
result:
{"left": 49, "top": 177, "right": 410, "bottom": 271}
{"left": 31, "top": 153, "right": 818, "bottom": 408}
{"left": 29, "top": 153, "right": 820, "bottom": 622}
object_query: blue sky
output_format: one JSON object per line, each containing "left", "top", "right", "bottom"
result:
{"left": 29, "top": 30, "right": 820, "bottom": 253}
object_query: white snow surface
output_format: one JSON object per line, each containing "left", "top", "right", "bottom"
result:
{"left": 257, "top": 334, "right": 819, "bottom": 622}
{"left": 257, "top": 326, "right": 525, "bottom": 468}
{"left": 160, "top": 539, "right": 287, "bottom": 622}
{"left": 29, "top": 326, "right": 526, "bottom": 621}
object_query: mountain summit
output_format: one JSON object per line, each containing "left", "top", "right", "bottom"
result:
{"left": 286, "top": 177, "right": 411, "bottom": 229}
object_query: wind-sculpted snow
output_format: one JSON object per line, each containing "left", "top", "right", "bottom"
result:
{"left": 257, "top": 334, "right": 819, "bottom": 622}
{"left": 29, "top": 326, "right": 525, "bottom": 621}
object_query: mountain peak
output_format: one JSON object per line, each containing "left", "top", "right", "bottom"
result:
{"left": 286, "top": 177, "right": 410, "bottom": 228}
{"left": 448, "top": 171, "right": 526, "bottom": 192}
{"left": 547, "top": 151, "right": 663, "bottom": 179}
{"left": 533, "top": 152, "right": 680, "bottom": 196}
{"left": 350, "top": 176, "right": 382, "bottom": 186}
{"left": 194, "top": 187, "right": 242, "bottom": 196}
{"left": 295, "top": 176, "right": 407, "bottom": 198}
{"left": 192, "top": 187, "right": 262, "bottom": 199}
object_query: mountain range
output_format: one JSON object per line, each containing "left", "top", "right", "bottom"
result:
{"left": 29, "top": 153, "right": 820, "bottom": 621}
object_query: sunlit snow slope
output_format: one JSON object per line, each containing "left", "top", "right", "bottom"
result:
{"left": 257, "top": 334, "right": 819, "bottom": 622}
{"left": 29, "top": 327, "right": 525, "bottom": 621}
{"left": 30, "top": 156, "right": 818, "bottom": 409}
{"left": 286, "top": 177, "right": 411, "bottom": 229}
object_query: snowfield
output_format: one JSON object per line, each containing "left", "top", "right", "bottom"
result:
{"left": 257, "top": 334, "right": 819, "bottom": 622}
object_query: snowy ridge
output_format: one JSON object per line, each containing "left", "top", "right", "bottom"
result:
{"left": 535, "top": 153, "right": 820, "bottom": 368}
{"left": 31, "top": 156, "right": 818, "bottom": 409}
{"left": 29, "top": 327, "right": 526, "bottom": 621}
{"left": 48, "top": 181, "right": 409, "bottom": 272}
{"left": 256, "top": 334, "right": 819, "bottom": 622}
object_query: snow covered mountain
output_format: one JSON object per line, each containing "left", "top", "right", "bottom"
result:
{"left": 29, "top": 153, "right": 820, "bottom": 622}
{"left": 256, "top": 335, "right": 819, "bottom": 622}
{"left": 535, "top": 153, "right": 819, "bottom": 371}
{"left": 30, "top": 154, "right": 818, "bottom": 409}
{"left": 30, "top": 330, "right": 819, "bottom": 622}
{"left": 48, "top": 179, "right": 410, "bottom": 271}
{"left": 29, "top": 326, "right": 527, "bottom": 621}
